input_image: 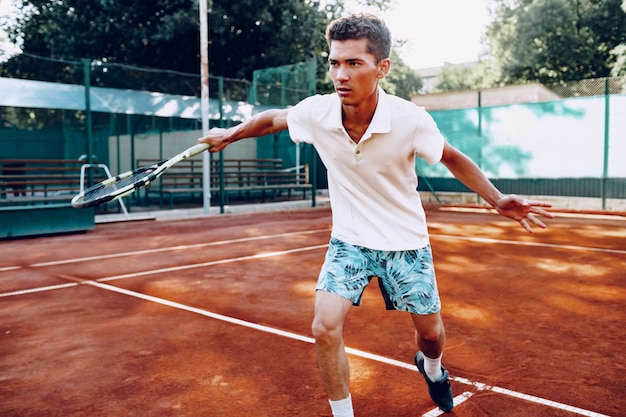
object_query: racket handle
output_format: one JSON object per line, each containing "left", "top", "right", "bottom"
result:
{"left": 183, "top": 143, "right": 211, "bottom": 158}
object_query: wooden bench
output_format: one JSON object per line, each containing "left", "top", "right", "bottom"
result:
{"left": 0, "top": 159, "right": 108, "bottom": 206}
{"left": 136, "top": 158, "right": 312, "bottom": 209}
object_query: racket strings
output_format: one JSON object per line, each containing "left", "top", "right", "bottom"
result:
{"left": 80, "top": 166, "right": 158, "bottom": 203}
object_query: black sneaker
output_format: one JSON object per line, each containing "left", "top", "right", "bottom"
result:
{"left": 414, "top": 352, "right": 454, "bottom": 412}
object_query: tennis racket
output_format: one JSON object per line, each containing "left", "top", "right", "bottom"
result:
{"left": 71, "top": 143, "right": 210, "bottom": 208}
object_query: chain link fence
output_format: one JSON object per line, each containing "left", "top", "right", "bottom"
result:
{"left": 546, "top": 76, "right": 626, "bottom": 98}
{"left": 1, "top": 53, "right": 625, "bottom": 211}
{"left": 414, "top": 76, "right": 626, "bottom": 211}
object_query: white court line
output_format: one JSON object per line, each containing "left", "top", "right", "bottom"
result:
{"left": 438, "top": 206, "right": 626, "bottom": 221}
{"left": 81, "top": 280, "right": 610, "bottom": 417}
{"left": 0, "top": 244, "right": 330, "bottom": 298}
{"left": 0, "top": 282, "right": 78, "bottom": 298}
{"left": 84, "top": 279, "right": 316, "bottom": 344}
{"left": 1, "top": 228, "right": 621, "bottom": 274}
{"left": 30, "top": 229, "right": 331, "bottom": 268}
{"left": 422, "top": 392, "right": 474, "bottom": 417}
{"left": 491, "top": 386, "right": 610, "bottom": 417}
{"left": 431, "top": 234, "right": 626, "bottom": 255}
{"left": 98, "top": 244, "right": 330, "bottom": 282}
{"left": 451, "top": 377, "right": 611, "bottom": 417}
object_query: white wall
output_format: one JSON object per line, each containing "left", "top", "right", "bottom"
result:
{"left": 107, "top": 130, "right": 257, "bottom": 174}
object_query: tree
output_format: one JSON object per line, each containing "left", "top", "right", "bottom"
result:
{"left": 433, "top": 64, "right": 478, "bottom": 93}
{"left": 432, "top": 60, "right": 502, "bottom": 93}
{"left": 208, "top": 0, "right": 335, "bottom": 80}
{"left": 485, "top": 0, "right": 626, "bottom": 84}
{"left": 610, "top": 44, "right": 626, "bottom": 76}
{"left": 381, "top": 48, "right": 423, "bottom": 99}
{"left": 1, "top": 0, "right": 339, "bottom": 94}
{"left": 1, "top": 0, "right": 420, "bottom": 97}
{"left": 1, "top": 0, "right": 201, "bottom": 93}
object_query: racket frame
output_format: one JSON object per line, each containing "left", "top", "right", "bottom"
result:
{"left": 71, "top": 143, "right": 210, "bottom": 208}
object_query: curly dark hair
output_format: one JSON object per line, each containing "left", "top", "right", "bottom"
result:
{"left": 325, "top": 13, "right": 392, "bottom": 63}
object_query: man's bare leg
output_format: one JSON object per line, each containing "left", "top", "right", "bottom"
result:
{"left": 312, "top": 290, "right": 354, "bottom": 416}
{"left": 411, "top": 312, "right": 454, "bottom": 412}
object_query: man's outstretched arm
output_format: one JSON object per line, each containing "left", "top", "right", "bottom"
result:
{"left": 198, "top": 108, "right": 289, "bottom": 153}
{"left": 439, "top": 141, "right": 554, "bottom": 233}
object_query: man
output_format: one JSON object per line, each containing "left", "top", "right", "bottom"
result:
{"left": 199, "top": 13, "right": 553, "bottom": 416}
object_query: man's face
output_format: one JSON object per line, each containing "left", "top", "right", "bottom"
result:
{"left": 328, "top": 38, "right": 388, "bottom": 106}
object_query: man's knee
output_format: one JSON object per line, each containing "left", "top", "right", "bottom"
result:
{"left": 417, "top": 324, "right": 444, "bottom": 342}
{"left": 412, "top": 313, "right": 445, "bottom": 342}
{"left": 312, "top": 291, "right": 352, "bottom": 343}
{"left": 311, "top": 314, "right": 342, "bottom": 343}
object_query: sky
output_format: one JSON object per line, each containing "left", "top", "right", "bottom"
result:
{"left": 0, "top": 0, "right": 492, "bottom": 69}
{"left": 342, "top": 0, "right": 492, "bottom": 69}
{"left": 0, "top": 0, "right": 21, "bottom": 60}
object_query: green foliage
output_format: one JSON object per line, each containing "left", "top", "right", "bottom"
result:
{"left": 486, "top": 0, "right": 626, "bottom": 84}
{"left": 610, "top": 44, "right": 626, "bottom": 76}
{"left": 433, "top": 60, "right": 502, "bottom": 93}
{"left": 432, "top": 65, "right": 476, "bottom": 93}
{"left": 1, "top": 0, "right": 420, "bottom": 99}
{"left": 1, "top": 0, "right": 201, "bottom": 91}
{"left": 1, "top": 0, "right": 340, "bottom": 94}
{"left": 355, "top": 0, "right": 393, "bottom": 12}
{"left": 381, "top": 48, "right": 423, "bottom": 99}
{"left": 208, "top": 0, "right": 335, "bottom": 80}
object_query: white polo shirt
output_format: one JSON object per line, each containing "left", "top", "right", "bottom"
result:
{"left": 287, "top": 89, "right": 445, "bottom": 251}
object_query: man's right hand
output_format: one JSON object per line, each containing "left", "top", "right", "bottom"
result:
{"left": 198, "top": 127, "right": 230, "bottom": 153}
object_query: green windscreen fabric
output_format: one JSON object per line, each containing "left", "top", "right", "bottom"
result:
{"left": 420, "top": 95, "right": 626, "bottom": 179}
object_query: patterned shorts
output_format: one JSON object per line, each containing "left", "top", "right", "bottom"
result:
{"left": 317, "top": 237, "right": 441, "bottom": 315}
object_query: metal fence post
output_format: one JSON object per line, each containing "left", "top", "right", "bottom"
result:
{"left": 602, "top": 77, "right": 610, "bottom": 210}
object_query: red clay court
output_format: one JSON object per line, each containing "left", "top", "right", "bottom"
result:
{"left": 0, "top": 205, "right": 624, "bottom": 416}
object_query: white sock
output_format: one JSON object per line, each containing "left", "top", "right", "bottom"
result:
{"left": 329, "top": 394, "right": 354, "bottom": 417}
{"left": 423, "top": 354, "right": 444, "bottom": 382}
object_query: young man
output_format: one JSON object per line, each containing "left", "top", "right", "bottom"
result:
{"left": 199, "top": 13, "right": 553, "bottom": 416}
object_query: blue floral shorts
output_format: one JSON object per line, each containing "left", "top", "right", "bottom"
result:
{"left": 317, "top": 237, "right": 441, "bottom": 315}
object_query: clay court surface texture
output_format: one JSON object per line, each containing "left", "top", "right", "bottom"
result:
{"left": 1, "top": 205, "right": 624, "bottom": 417}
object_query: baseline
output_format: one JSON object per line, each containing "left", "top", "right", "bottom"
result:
{"left": 431, "top": 234, "right": 626, "bottom": 255}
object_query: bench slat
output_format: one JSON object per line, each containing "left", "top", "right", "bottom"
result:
{"left": 0, "top": 159, "right": 107, "bottom": 206}
{"left": 136, "top": 158, "right": 310, "bottom": 208}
